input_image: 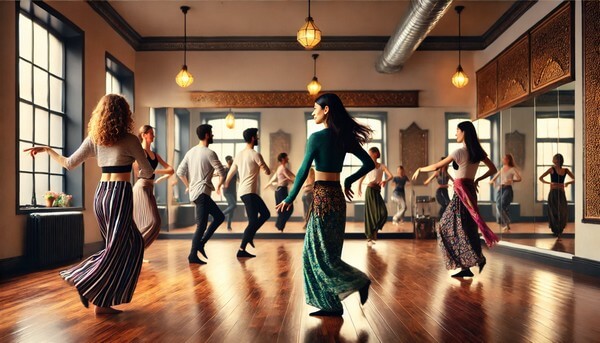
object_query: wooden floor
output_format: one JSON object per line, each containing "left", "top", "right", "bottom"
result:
{"left": 1, "top": 239, "right": 598, "bottom": 342}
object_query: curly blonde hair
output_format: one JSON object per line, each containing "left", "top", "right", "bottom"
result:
{"left": 88, "top": 94, "right": 133, "bottom": 146}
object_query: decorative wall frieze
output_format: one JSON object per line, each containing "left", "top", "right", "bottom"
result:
{"left": 476, "top": 61, "right": 498, "bottom": 118}
{"left": 498, "top": 36, "right": 529, "bottom": 108}
{"left": 190, "top": 91, "right": 419, "bottom": 108}
{"left": 583, "top": 0, "right": 600, "bottom": 222}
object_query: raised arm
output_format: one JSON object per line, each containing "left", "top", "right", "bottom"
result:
{"left": 424, "top": 171, "right": 438, "bottom": 185}
{"left": 344, "top": 144, "right": 375, "bottom": 201}
{"left": 565, "top": 168, "right": 575, "bottom": 186}
{"left": 154, "top": 153, "right": 175, "bottom": 184}
{"left": 24, "top": 137, "right": 96, "bottom": 171}
{"left": 513, "top": 168, "right": 523, "bottom": 183}
{"left": 475, "top": 157, "right": 497, "bottom": 186}
{"left": 412, "top": 155, "right": 454, "bottom": 180}
{"left": 539, "top": 167, "right": 553, "bottom": 184}
{"left": 381, "top": 164, "right": 393, "bottom": 187}
{"left": 278, "top": 135, "right": 318, "bottom": 209}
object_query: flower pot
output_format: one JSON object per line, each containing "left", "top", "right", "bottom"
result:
{"left": 45, "top": 198, "right": 55, "bottom": 207}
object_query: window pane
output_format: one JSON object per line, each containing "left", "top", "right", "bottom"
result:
{"left": 307, "top": 118, "right": 320, "bottom": 137}
{"left": 35, "top": 173, "right": 49, "bottom": 204}
{"left": 48, "top": 33, "right": 63, "bottom": 77}
{"left": 481, "top": 143, "right": 491, "bottom": 155}
{"left": 20, "top": 173, "right": 34, "bottom": 206}
{"left": 20, "top": 142, "right": 34, "bottom": 172}
{"left": 19, "top": 14, "right": 33, "bottom": 61}
{"left": 50, "top": 113, "right": 64, "bottom": 146}
{"left": 33, "top": 22, "right": 48, "bottom": 69}
{"left": 537, "top": 166, "right": 550, "bottom": 201}
{"left": 210, "top": 118, "right": 226, "bottom": 139}
{"left": 474, "top": 119, "right": 491, "bottom": 139}
{"left": 475, "top": 168, "right": 490, "bottom": 201}
{"left": 174, "top": 114, "right": 181, "bottom": 150}
{"left": 19, "top": 60, "right": 33, "bottom": 102}
{"left": 33, "top": 67, "right": 48, "bottom": 107}
{"left": 557, "top": 118, "right": 574, "bottom": 138}
{"left": 49, "top": 76, "right": 63, "bottom": 112}
{"left": 558, "top": 144, "right": 573, "bottom": 166}
{"left": 447, "top": 119, "right": 464, "bottom": 138}
{"left": 19, "top": 102, "right": 34, "bottom": 141}
{"left": 34, "top": 108, "right": 49, "bottom": 145}
{"left": 50, "top": 175, "right": 63, "bottom": 195}
{"left": 34, "top": 151, "right": 49, "bottom": 173}
{"left": 50, "top": 148, "right": 63, "bottom": 174}
{"left": 537, "top": 142, "right": 557, "bottom": 165}
{"left": 105, "top": 71, "right": 111, "bottom": 94}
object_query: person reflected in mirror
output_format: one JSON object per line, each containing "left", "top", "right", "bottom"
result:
{"left": 301, "top": 167, "right": 316, "bottom": 230}
{"left": 424, "top": 158, "right": 453, "bottom": 221}
{"left": 413, "top": 121, "right": 499, "bottom": 278}
{"left": 176, "top": 124, "right": 227, "bottom": 264}
{"left": 222, "top": 155, "right": 238, "bottom": 231}
{"left": 265, "top": 152, "right": 295, "bottom": 232}
{"left": 489, "top": 153, "right": 522, "bottom": 233}
{"left": 225, "top": 128, "right": 271, "bottom": 258}
{"left": 391, "top": 165, "right": 411, "bottom": 225}
{"left": 132, "top": 125, "right": 174, "bottom": 254}
{"left": 276, "top": 93, "right": 374, "bottom": 317}
{"left": 358, "top": 147, "right": 393, "bottom": 244}
{"left": 25, "top": 94, "right": 153, "bottom": 315}
{"left": 538, "top": 153, "right": 574, "bottom": 240}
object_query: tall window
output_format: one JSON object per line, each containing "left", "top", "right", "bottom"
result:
{"left": 306, "top": 112, "right": 386, "bottom": 202}
{"left": 202, "top": 112, "right": 260, "bottom": 202}
{"left": 173, "top": 109, "right": 190, "bottom": 203}
{"left": 445, "top": 113, "right": 497, "bottom": 202}
{"left": 18, "top": 2, "right": 83, "bottom": 211}
{"left": 536, "top": 111, "right": 574, "bottom": 202}
{"left": 105, "top": 53, "right": 134, "bottom": 107}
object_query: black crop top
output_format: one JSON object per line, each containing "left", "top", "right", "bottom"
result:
{"left": 146, "top": 151, "right": 159, "bottom": 179}
{"left": 550, "top": 167, "right": 567, "bottom": 184}
{"left": 284, "top": 128, "right": 375, "bottom": 203}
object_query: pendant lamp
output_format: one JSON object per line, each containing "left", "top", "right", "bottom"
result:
{"left": 175, "top": 6, "right": 194, "bottom": 88}
{"left": 297, "top": 0, "right": 321, "bottom": 49}
{"left": 307, "top": 54, "right": 322, "bottom": 95}
{"left": 451, "top": 5, "right": 469, "bottom": 88}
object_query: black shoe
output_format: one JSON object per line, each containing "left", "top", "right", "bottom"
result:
{"left": 309, "top": 309, "right": 343, "bottom": 317}
{"left": 188, "top": 255, "right": 207, "bottom": 264}
{"left": 198, "top": 245, "right": 208, "bottom": 259}
{"left": 236, "top": 250, "right": 256, "bottom": 258}
{"left": 78, "top": 290, "right": 89, "bottom": 308}
{"left": 359, "top": 280, "right": 371, "bottom": 305}
{"left": 451, "top": 269, "right": 474, "bottom": 278}
{"left": 478, "top": 258, "right": 486, "bottom": 274}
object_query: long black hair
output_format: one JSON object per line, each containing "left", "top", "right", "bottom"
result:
{"left": 458, "top": 121, "right": 487, "bottom": 164}
{"left": 315, "top": 93, "right": 372, "bottom": 151}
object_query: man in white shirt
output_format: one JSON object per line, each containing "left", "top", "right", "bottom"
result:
{"left": 225, "top": 128, "right": 271, "bottom": 258}
{"left": 177, "top": 124, "right": 226, "bottom": 264}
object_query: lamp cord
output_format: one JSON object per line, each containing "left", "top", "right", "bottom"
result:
{"left": 458, "top": 9, "right": 462, "bottom": 66}
{"left": 308, "top": 0, "right": 311, "bottom": 18}
{"left": 183, "top": 9, "right": 187, "bottom": 66}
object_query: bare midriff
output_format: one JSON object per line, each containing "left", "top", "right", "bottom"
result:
{"left": 315, "top": 171, "right": 340, "bottom": 182}
{"left": 100, "top": 172, "right": 131, "bottom": 182}
{"left": 550, "top": 183, "right": 565, "bottom": 190}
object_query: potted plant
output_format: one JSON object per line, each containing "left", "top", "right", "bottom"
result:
{"left": 56, "top": 193, "right": 73, "bottom": 207}
{"left": 44, "top": 191, "right": 58, "bottom": 207}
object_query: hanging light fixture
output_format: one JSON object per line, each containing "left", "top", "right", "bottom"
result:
{"left": 297, "top": 0, "right": 321, "bottom": 49}
{"left": 451, "top": 5, "right": 469, "bottom": 88}
{"left": 225, "top": 109, "right": 235, "bottom": 129}
{"left": 175, "top": 5, "right": 194, "bottom": 88}
{"left": 307, "top": 54, "right": 322, "bottom": 95}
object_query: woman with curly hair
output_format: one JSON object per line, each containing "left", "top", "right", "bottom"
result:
{"left": 133, "top": 125, "right": 174, "bottom": 250}
{"left": 25, "top": 94, "right": 153, "bottom": 314}
{"left": 276, "top": 93, "right": 374, "bottom": 317}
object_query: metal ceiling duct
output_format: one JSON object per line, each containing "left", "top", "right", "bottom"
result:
{"left": 376, "top": 0, "right": 453, "bottom": 73}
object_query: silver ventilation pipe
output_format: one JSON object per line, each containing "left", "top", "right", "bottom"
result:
{"left": 376, "top": 0, "right": 453, "bottom": 73}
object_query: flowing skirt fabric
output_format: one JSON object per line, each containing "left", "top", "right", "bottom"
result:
{"left": 60, "top": 181, "right": 144, "bottom": 307}
{"left": 365, "top": 185, "right": 388, "bottom": 239}
{"left": 303, "top": 181, "right": 370, "bottom": 312}
{"left": 133, "top": 178, "right": 161, "bottom": 248}
{"left": 548, "top": 188, "right": 568, "bottom": 236}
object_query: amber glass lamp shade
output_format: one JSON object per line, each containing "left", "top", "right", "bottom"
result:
{"left": 451, "top": 65, "right": 469, "bottom": 88}
{"left": 225, "top": 112, "right": 235, "bottom": 129}
{"left": 307, "top": 77, "right": 321, "bottom": 95}
{"left": 297, "top": 17, "right": 322, "bottom": 49}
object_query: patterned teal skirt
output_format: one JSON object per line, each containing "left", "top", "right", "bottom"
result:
{"left": 303, "top": 181, "right": 370, "bottom": 312}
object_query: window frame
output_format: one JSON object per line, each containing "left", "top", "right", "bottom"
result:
{"left": 16, "top": 0, "right": 85, "bottom": 214}
{"left": 105, "top": 52, "right": 134, "bottom": 110}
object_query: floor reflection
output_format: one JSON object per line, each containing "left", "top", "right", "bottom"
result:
{"left": 442, "top": 279, "right": 488, "bottom": 342}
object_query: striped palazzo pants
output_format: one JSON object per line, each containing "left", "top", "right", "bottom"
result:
{"left": 60, "top": 181, "right": 144, "bottom": 308}
{"left": 133, "top": 178, "right": 161, "bottom": 248}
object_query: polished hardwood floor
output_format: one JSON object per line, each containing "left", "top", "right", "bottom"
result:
{"left": 1, "top": 239, "right": 598, "bottom": 342}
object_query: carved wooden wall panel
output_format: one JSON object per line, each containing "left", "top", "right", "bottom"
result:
{"left": 269, "top": 130, "right": 291, "bottom": 172}
{"left": 498, "top": 36, "right": 529, "bottom": 108}
{"left": 476, "top": 61, "right": 498, "bottom": 118}
{"left": 190, "top": 91, "right": 419, "bottom": 108}
{"left": 583, "top": 0, "right": 600, "bottom": 222}
{"left": 399, "top": 123, "right": 428, "bottom": 184}
{"left": 505, "top": 131, "right": 525, "bottom": 168}
{"left": 530, "top": 2, "right": 573, "bottom": 93}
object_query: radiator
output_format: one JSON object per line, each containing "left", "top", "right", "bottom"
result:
{"left": 26, "top": 212, "right": 84, "bottom": 269}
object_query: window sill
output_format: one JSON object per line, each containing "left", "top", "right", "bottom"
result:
{"left": 18, "top": 206, "right": 84, "bottom": 215}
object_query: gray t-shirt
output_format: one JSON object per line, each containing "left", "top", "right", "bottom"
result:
{"left": 176, "top": 145, "right": 226, "bottom": 202}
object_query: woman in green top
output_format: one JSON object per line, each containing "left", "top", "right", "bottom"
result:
{"left": 276, "top": 93, "right": 374, "bottom": 317}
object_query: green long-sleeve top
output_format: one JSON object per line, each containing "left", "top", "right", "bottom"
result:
{"left": 284, "top": 128, "right": 375, "bottom": 203}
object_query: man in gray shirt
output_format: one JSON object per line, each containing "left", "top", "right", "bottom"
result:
{"left": 177, "top": 124, "right": 226, "bottom": 264}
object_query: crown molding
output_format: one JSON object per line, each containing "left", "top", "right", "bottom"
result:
{"left": 87, "top": 0, "right": 535, "bottom": 52}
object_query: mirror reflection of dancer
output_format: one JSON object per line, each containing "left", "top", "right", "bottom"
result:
{"left": 357, "top": 147, "right": 393, "bottom": 244}
{"left": 391, "top": 166, "right": 411, "bottom": 225}
{"left": 413, "top": 121, "right": 499, "bottom": 278}
{"left": 225, "top": 128, "right": 271, "bottom": 258}
{"left": 176, "top": 124, "right": 226, "bottom": 264}
{"left": 490, "top": 154, "right": 522, "bottom": 232}
{"left": 132, "top": 125, "right": 174, "bottom": 252}
{"left": 276, "top": 93, "right": 374, "bottom": 317}
{"left": 538, "top": 153, "right": 574, "bottom": 239}
{"left": 266, "top": 152, "right": 295, "bottom": 232}
{"left": 222, "top": 155, "right": 238, "bottom": 231}
{"left": 25, "top": 94, "right": 153, "bottom": 314}
{"left": 424, "top": 158, "right": 454, "bottom": 220}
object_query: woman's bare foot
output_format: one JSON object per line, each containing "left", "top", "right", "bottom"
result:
{"left": 95, "top": 306, "right": 123, "bottom": 315}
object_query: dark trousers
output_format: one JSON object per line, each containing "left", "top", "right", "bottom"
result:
{"left": 275, "top": 186, "right": 293, "bottom": 230}
{"left": 496, "top": 185, "right": 513, "bottom": 226}
{"left": 240, "top": 193, "right": 270, "bottom": 250}
{"left": 222, "top": 191, "right": 237, "bottom": 228}
{"left": 192, "top": 194, "right": 225, "bottom": 254}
